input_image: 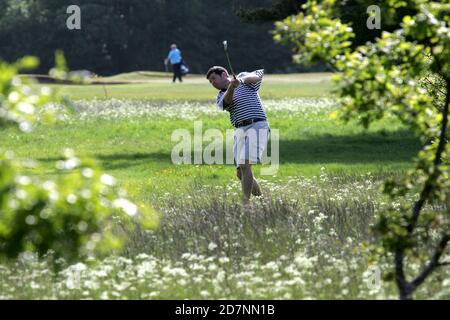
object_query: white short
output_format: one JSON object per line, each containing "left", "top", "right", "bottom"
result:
{"left": 234, "top": 121, "right": 270, "bottom": 168}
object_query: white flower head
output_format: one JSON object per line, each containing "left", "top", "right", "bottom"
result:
{"left": 113, "top": 198, "right": 138, "bottom": 217}
{"left": 17, "top": 102, "right": 34, "bottom": 114}
{"left": 101, "top": 174, "right": 116, "bottom": 186}
{"left": 208, "top": 242, "right": 218, "bottom": 251}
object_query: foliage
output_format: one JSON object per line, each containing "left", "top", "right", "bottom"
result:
{"left": 237, "top": 0, "right": 416, "bottom": 47}
{"left": 0, "top": 57, "right": 158, "bottom": 263}
{"left": 235, "top": 0, "right": 304, "bottom": 22}
{"left": 274, "top": 0, "right": 450, "bottom": 299}
{"left": 0, "top": 56, "right": 55, "bottom": 130}
{"left": 273, "top": 0, "right": 354, "bottom": 67}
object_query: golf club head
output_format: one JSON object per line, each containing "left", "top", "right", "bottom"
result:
{"left": 223, "top": 40, "right": 228, "bottom": 51}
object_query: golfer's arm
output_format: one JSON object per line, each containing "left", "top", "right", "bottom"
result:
{"left": 240, "top": 74, "right": 261, "bottom": 85}
{"left": 223, "top": 87, "right": 235, "bottom": 107}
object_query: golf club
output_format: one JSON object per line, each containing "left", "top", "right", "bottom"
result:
{"left": 222, "top": 40, "right": 236, "bottom": 79}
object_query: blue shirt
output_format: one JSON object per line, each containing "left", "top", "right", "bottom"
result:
{"left": 167, "top": 48, "right": 182, "bottom": 64}
{"left": 216, "top": 69, "right": 267, "bottom": 128}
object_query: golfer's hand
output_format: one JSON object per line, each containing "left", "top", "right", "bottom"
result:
{"left": 229, "top": 77, "right": 240, "bottom": 90}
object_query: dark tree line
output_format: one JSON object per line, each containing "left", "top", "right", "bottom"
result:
{"left": 0, "top": 0, "right": 320, "bottom": 75}
{"left": 1, "top": 0, "right": 416, "bottom": 75}
{"left": 236, "top": 0, "right": 419, "bottom": 48}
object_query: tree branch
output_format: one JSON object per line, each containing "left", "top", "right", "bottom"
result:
{"left": 423, "top": 75, "right": 446, "bottom": 97}
{"left": 396, "top": 65, "right": 450, "bottom": 300}
{"left": 395, "top": 248, "right": 410, "bottom": 299}
{"left": 408, "top": 75, "right": 450, "bottom": 234}
{"left": 411, "top": 233, "right": 450, "bottom": 289}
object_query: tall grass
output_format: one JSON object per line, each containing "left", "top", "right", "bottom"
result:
{"left": 1, "top": 171, "right": 448, "bottom": 299}
{"left": 127, "top": 170, "right": 381, "bottom": 260}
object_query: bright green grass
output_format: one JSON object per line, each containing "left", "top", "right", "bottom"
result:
{"left": 1, "top": 104, "right": 419, "bottom": 203}
{"left": 5, "top": 72, "right": 420, "bottom": 202}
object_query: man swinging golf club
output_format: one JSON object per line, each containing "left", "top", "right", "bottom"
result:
{"left": 206, "top": 41, "right": 270, "bottom": 204}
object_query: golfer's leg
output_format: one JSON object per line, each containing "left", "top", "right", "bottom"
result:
{"left": 252, "top": 178, "right": 262, "bottom": 196}
{"left": 177, "top": 66, "right": 183, "bottom": 82}
{"left": 174, "top": 63, "right": 182, "bottom": 82}
{"left": 240, "top": 163, "right": 254, "bottom": 203}
{"left": 237, "top": 167, "right": 261, "bottom": 196}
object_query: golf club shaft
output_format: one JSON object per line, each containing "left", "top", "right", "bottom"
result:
{"left": 224, "top": 50, "right": 235, "bottom": 78}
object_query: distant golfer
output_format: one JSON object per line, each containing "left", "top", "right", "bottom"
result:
{"left": 206, "top": 66, "right": 269, "bottom": 204}
{"left": 164, "top": 44, "right": 183, "bottom": 83}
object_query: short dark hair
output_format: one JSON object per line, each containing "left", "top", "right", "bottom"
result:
{"left": 206, "top": 66, "right": 228, "bottom": 79}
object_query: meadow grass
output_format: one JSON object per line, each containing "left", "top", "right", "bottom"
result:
{"left": 1, "top": 73, "right": 447, "bottom": 299}
{"left": 1, "top": 98, "right": 419, "bottom": 202}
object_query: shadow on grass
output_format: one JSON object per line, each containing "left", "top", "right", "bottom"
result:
{"left": 37, "top": 130, "right": 420, "bottom": 170}
{"left": 276, "top": 129, "right": 420, "bottom": 164}
{"left": 94, "top": 152, "right": 170, "bottom": 170}
{"left": 37, "top": 152, "right": 170, "bottom": 171}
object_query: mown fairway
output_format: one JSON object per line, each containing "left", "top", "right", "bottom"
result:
{"left": 49, "top": 72, "right": 335, "bottom": 101}
{"left": 3, "top": 72, "right": 447, "bottom": 300}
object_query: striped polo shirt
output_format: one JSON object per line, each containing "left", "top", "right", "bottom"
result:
{"left": 216, "top": 69, "right": 267, "bottom": 128}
